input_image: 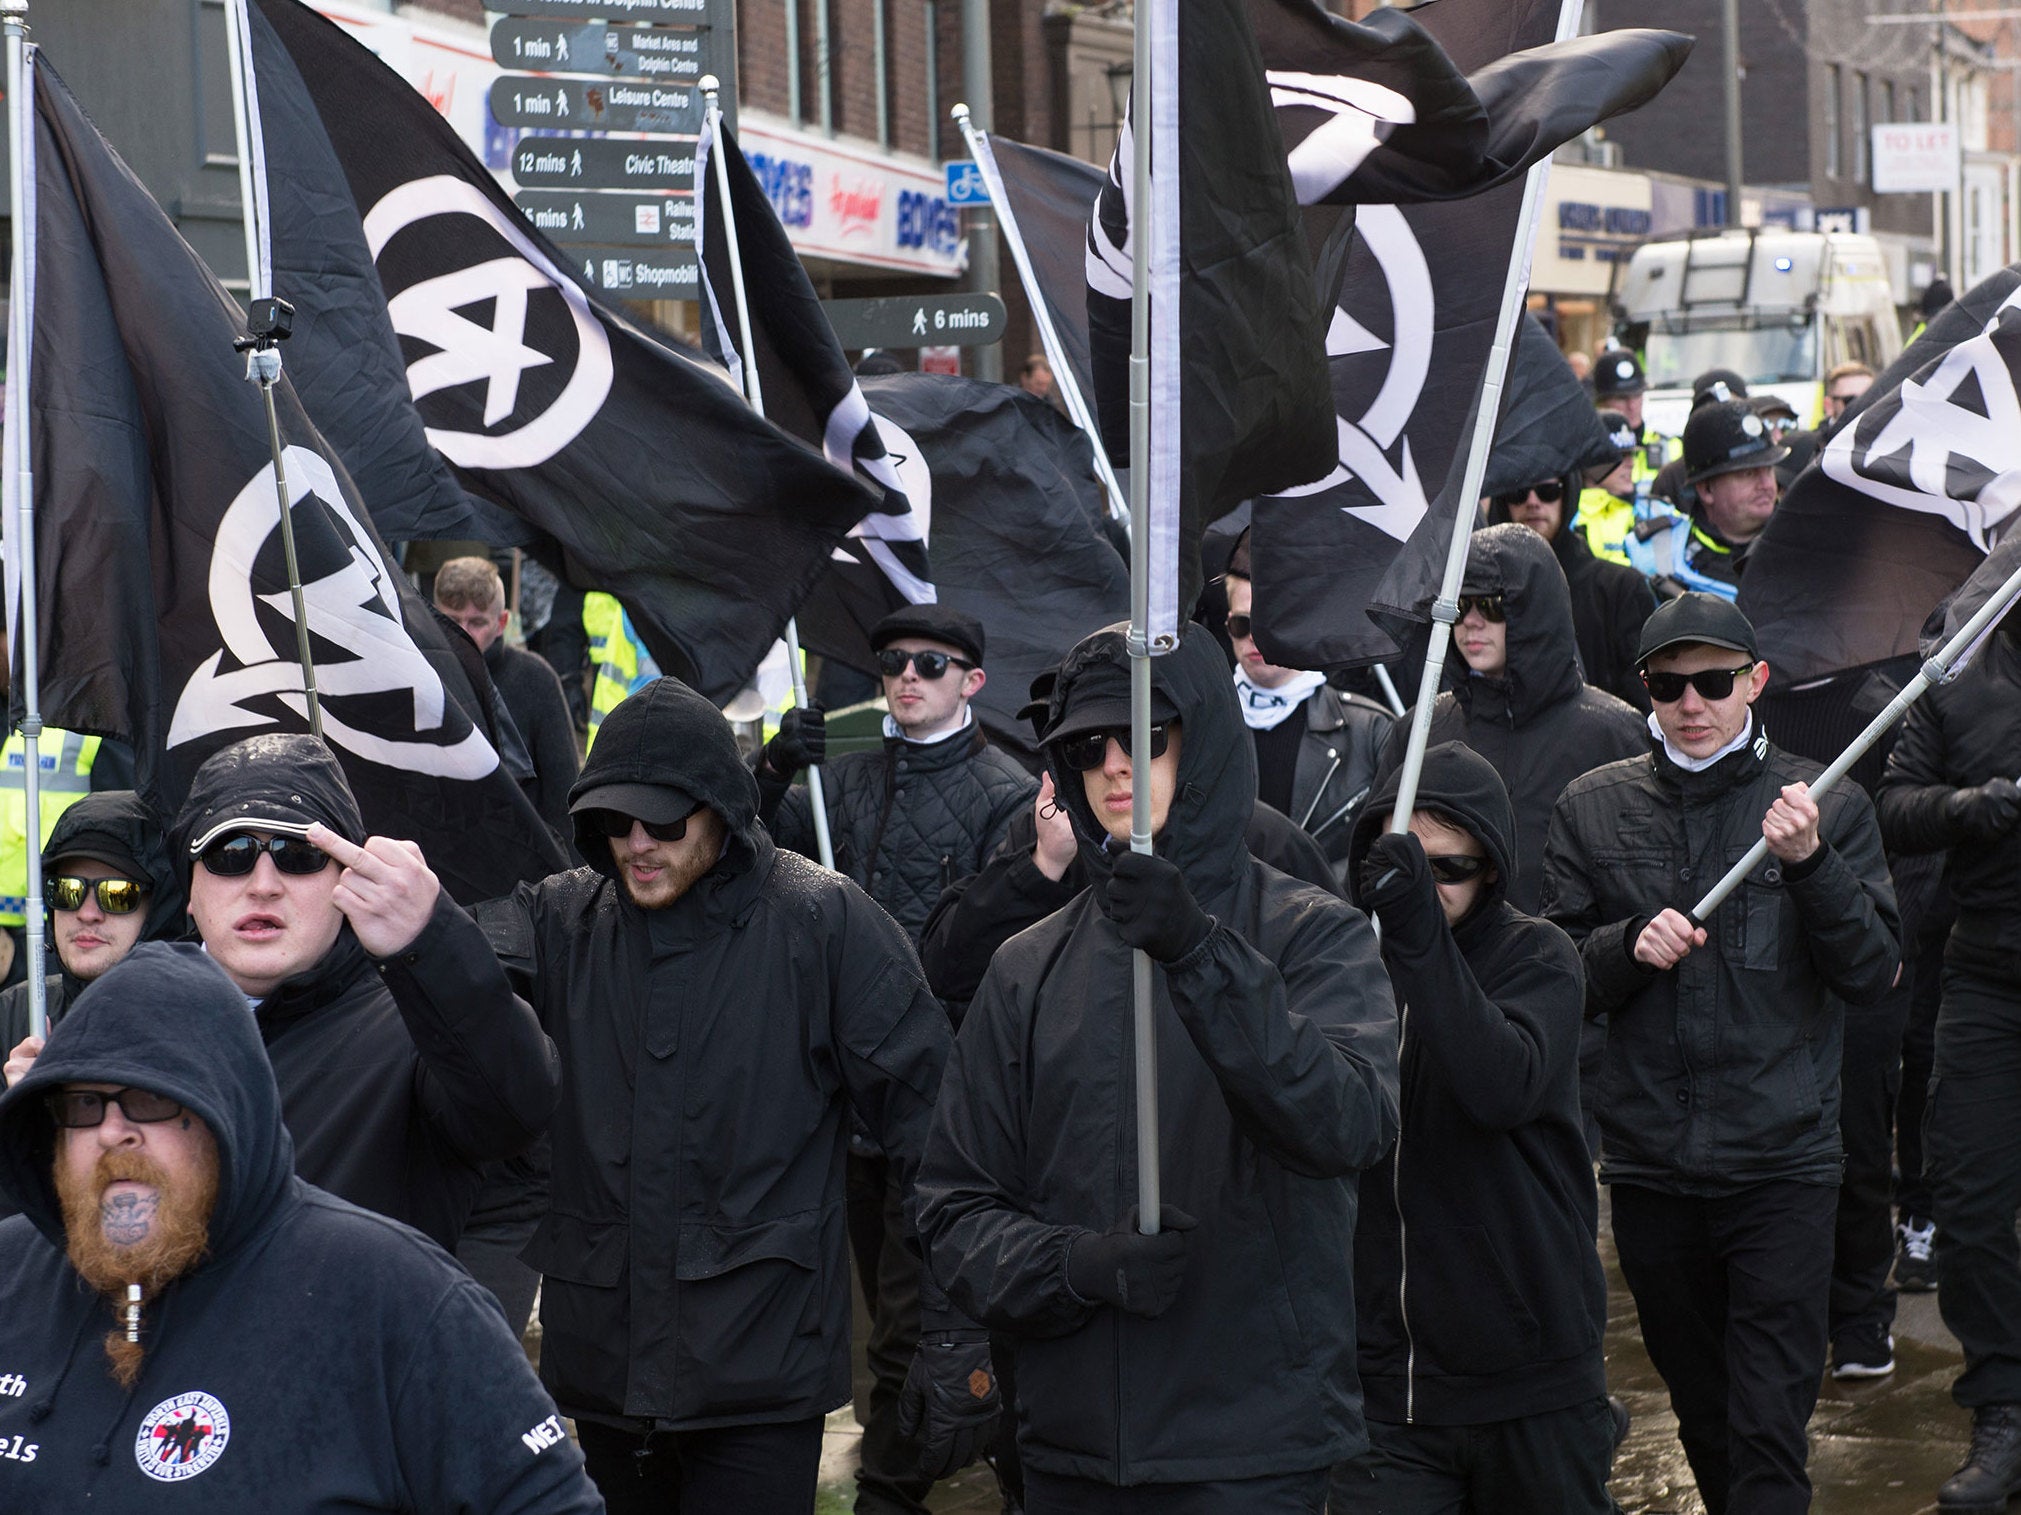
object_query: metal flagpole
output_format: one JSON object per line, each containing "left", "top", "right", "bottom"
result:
{"left": 1689, "top": 563, "right": 2021, "bottom": 923}
{"left": 700, "top": 75, "right": 836, "bottom": 871}
{"left": 952, "top": 106, "right": 1129, "bottom": 530}
{"left": 1385, "top": 0, "right": 1585, "bottom": 832}
{"left": 4, "top": 1, "right": 50, "bottom": 1041}
{"left": 222, "top": 0, "right": 322, "bottom": 738}
{"left": 1126, "top": 0, "right": 1162, "bottom": 1235}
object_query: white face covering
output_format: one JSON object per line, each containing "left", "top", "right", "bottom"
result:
{"left": 1233, "top": 668, "right": 1325, "bottom": 731}
{"left": 1648, "top": 710, "right": 1755, "bottom": 773}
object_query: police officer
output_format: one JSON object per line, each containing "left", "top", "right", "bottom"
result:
{"left": 1577, "top": 409, "right": 1644, "bottom": 566}
{"left": 1591, "top": 349, "right": 1672, "bottom": 500}
{"left": 1625, "top": 399, "right": 1788, "bottom": 602}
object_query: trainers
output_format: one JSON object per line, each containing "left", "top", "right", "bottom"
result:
{"left": 1832, "top": 1327, "right": 1896, "bottom": 1380}
{"left": 1898, "top": 1217, "right": 1939, "bottom": 1293}
{"left": 1940, "top": 1403, "right": 2021, "bottom": 1512}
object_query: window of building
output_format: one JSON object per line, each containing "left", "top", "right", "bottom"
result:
{"left": 1854, "top": 72, "right": 1870, "bottom": 182}
{"left": 1825, "top": 64, "right": 1842, "bottom": 179}
{"left": 1883, "top": 78, "right": 1896, "bottom": 126}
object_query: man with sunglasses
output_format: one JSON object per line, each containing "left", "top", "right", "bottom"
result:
{"left": 752, "top": 605, "right": 1031, "bottom": 1515}
{"left": 1340, "top": 743, "right": 1613, "bottom": 1515}
{"left": 478, "top": 676, "right": 993, "bottom": 1513}
{"left": 3, "top": 791, "right": 185, "bottom": 1088}
{"left": 919, "top": 622, "right": 1397, "bottom": 1513}
{"left": 0, "top": 943, "right": 605, "bottom": 1514}
{"left": 1543, "top": 593, "right": 1899, "bottom": 1515}
{"left": 166, "top": 734, "right": 559, "bottom": 1258}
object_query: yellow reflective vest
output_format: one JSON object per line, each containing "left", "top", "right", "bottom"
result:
{"left": 0, "top": 729, "right": 102, "bottom": 925}
{"left": 583, "top": 593, "right": 642, "bottom": 753}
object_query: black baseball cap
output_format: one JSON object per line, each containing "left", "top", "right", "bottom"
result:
{"left": 1041, "top": 659, "right": 1179, "bottom": 746}
{"left": 871, "top": 605, "right": 986, "bottom": 667}
{"left": 1636, "top": 592, "right": 1761, "bottom": 668}
{"left": 568, "top": 782, "right": 701, "bottom": 827}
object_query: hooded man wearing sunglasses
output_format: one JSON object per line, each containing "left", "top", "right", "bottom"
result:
{"left": 746, "top": 604, "right": 1033, "bottom": 1515}
{"left": 475, "top": 676, "right": 995, "bottom": 1514}
{"left": 1543, "top": 593, "right": 1899, "bottom": 1515}
{"left": 164, "top": 734, "right": 559, "bottom": 1256}
{"left": 917, "top": 622, "right": 1397, "bottom": 1513}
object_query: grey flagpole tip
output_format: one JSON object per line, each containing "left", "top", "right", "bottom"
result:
{"left": 698, "top": 73, "right": 720, "bottom": 94}
{"left": 951, "top": 102, "right": 970, "bottom": 124}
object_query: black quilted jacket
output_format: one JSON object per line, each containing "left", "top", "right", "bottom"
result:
{"left": 763, "top": 722, "right": 1036, "bottom": 943}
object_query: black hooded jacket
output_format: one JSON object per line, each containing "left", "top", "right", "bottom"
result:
{"left": 1377, "top": 525, "right": 1647, "bottom": 914}
{"left": 170, "top": 735, "right": 560, "bottom": 1252}
{"left": 917, "top": 796, "right": 1343, "bottom": 1023}
{"left": 1543, "top": 721, "right": 1900, "bottom": 1192}
{"left": 476, "top": 677, "right": 951, "bottom": 1430}
{"left": 0, "top": 791, "right": 187, "bottom": 1049}
{"left": 1346, "top": 745, "right": 1604, "bottom": 1426}
{"left": 917, "top": 625, "right": 1399, "bottom": 1484}
{"left": 1485, "top": 498, "right": 1655, "bottom": 711}
{"left": 0, "top": 943, "right": 601, "bottom": 1514}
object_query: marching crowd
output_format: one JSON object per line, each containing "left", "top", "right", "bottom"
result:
{"left": 2, "top": 345, "right": 2020, "bottom": 1515}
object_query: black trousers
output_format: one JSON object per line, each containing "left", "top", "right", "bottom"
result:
{"left": 1929, "top": 964, "right": 2021, "bottom": 1407}
{"left": 577, "top": 1417, "right": 825, "bottom": 1515}
{"left": 1328, "top": 1396, "right": 1617, "bottom": 1515}
{"left": 1894, "top": 951, "right": 1942, "bottom": 1223}
{"left": 1830, "top": 975, "right": 1909, "bottom": 1341}
{"left": 846, "top": 1150, "right": 930, "bottom": 1514}
{"left": 1026, "top": 1465, "right": 1329, "bottom": 1514}
{"left": 1610, "top": 1180, "right": 1836, "bottom": 1515}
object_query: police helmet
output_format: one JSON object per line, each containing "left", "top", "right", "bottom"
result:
{"left": 1690, "top": 368, "right": 1749, "bottom": 410}
{"left": 1683, "top": 398, "right": 1789, "bottom": 486}
{"left": 1592, "top": 350, "right": 1646, "bottom": 399}
{"left": 1596, "top": 408, "right": 1638, "bottom": 459}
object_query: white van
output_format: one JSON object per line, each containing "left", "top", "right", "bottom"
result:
{"left": 1610, "top": 229, "right": 1903, "bottom": 439}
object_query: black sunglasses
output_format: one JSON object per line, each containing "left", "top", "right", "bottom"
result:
{"left": 875, "top": 648, "right": 975, "bottom": 680}
{"left": 1426, "top": 854, "right": 1490, "bottom": 886}
{"left": 1455, "top": 594, "right": 1506, "bottom": 624}
{"left": 47, "top": 876, "right": 147, "bottom": 914}
{"left": 45, "top": 1086, "right": 184, "bottom": 1129}
{"left": 1491, "top": 480, "right": 1566, "bottom": 509}
{"left": 1059, "top": 723, "right": 1172, "bottom": 772}
{"left": 585, "top": 809, "right": 689, "bottom": 843}
{"left": 1641, "top": 664, "right": 1757, "bottom": 704}
{"left": 198, "top": 832, "right": 331, "bottom": 878}
{"left": 1226, "top": 613, "right": 1255, "bottom": 640}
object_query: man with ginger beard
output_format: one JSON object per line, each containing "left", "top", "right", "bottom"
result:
{"left": 0, "top": 941, "right": 603, "bottom": 1513}
{"left": 475, "top": 676, "right": 996, "bottom": 1513}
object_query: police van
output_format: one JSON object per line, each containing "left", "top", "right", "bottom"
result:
{"left": 1610, "top": 228, "right": 1903, "bottom": 439}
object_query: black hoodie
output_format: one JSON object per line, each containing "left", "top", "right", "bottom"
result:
{"left": 917, "top": 624, "right": 1399, "bottom": 1484}
{"left": 476, "top": 676, "right": 951, "bottom": 1430}
{"left": 0, "top": 791, "right": 187, "bottom": 1050}
{"left": 1347, "top": 744, "right": 1605, "bottom": 1426}
{"left": 1377, "top": 525, "right": 1646, "bottom": 914}
{"left": 1485, "top": 492, "right": 1655, "bottom": 711}
{"left": 0, "top": 943, "right": 601, "bottom": 1514}
{"left": 170, "top": 735, "right": 560, "bottom": 1252}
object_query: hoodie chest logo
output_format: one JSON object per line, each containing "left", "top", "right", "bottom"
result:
{"left": 134, "top": 1392, "right": 230, "bottom": 1482}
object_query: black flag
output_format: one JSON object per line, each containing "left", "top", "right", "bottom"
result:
{"left": 693, "top": 111, "right": 934, "bottom": 673}
{"left": 9, "top": 53, "right": 564, "bottom": 903}
{"left": 972, "top": 135, "right": 1106, "bottom": 415}
{"left": 1482, "top": 314, "right": 1621, "bottom": 499}
{"left": 1248, "top": 0, "right": 1691, "bottom": 670}
{"left": 247, "top": 0, "right": 877, "bottom": 702}
{"left": 856, "top": 374, "right": 1129, "bottom": 757}
{"left": 1741, "top": 264, "right": 2021, "bottom": 685}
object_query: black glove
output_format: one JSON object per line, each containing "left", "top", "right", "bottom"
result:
{"left": 1945, "top": 778, "right": 2021, "bottom": 841}
{"left": 1065, "top": 1207, "right": 1197, "bottom": 1317}
{"left": 1104, "top": 851, "right": 1213, "bottom": 962}
{"left": 1357, "top": 831, "right": 1445, "bottom": 951}
{"left": 760, "top": 706, "right": 826, "bottom": 778}
{"left": 895, "top": 1326, "right": 998, "bottom": 1479}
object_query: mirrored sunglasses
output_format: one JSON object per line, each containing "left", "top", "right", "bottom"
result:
{"left": 585, "top": 809, "right": 689, "bottom": 843}
{"left": 875, "top": 648, "right": 975, "bottom": 680}
{"left": 45, "top": 1086, "right": 185, "bottom": 1129}
{"left": 1641, "top": 664, "right": 1756, "bottom": 704}
{"left": 1059, "top": 723, "right": 1172, "bottom": 772}
{"left": 198, "top": 832, "right": 331, "bottom": 878}
{"left": 46, "top": 876, "right": 147, "bottom": 914}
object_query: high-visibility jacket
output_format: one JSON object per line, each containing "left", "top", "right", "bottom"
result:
{"left": 583, "top": 593, "right": 657, "bottom": 752}
{"left": 0, "top": 729, "right": 103, "bottom": 925}
{"left": 1623, "top": 513, "right": 1740, "bottom": 602}
{"left": 1576, "top": 487, "right": 1639, "bottom": 567}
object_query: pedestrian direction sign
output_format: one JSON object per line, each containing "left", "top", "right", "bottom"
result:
{"left": 944, "top": 161, "right": 989, "bottom": 206}
{"left": 515, "top": 190, "right": 696, "bottom": 247}
{"left": 572, "top": 248, "right": 699, "bottom": 296}
{"left": 491, "top": 19, "right": 710, "bottom": 83}
{"left": 512, "top": 137, "right": 698, "bottom": 191}
{"left": 485, "top": 0, "right": 709, "bottom": 17}
{"left": 821, "top": 293, "right": 1006, "bottom": 350}
{"left": 490, "top": 77, "right": 704, "bottom": 135}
